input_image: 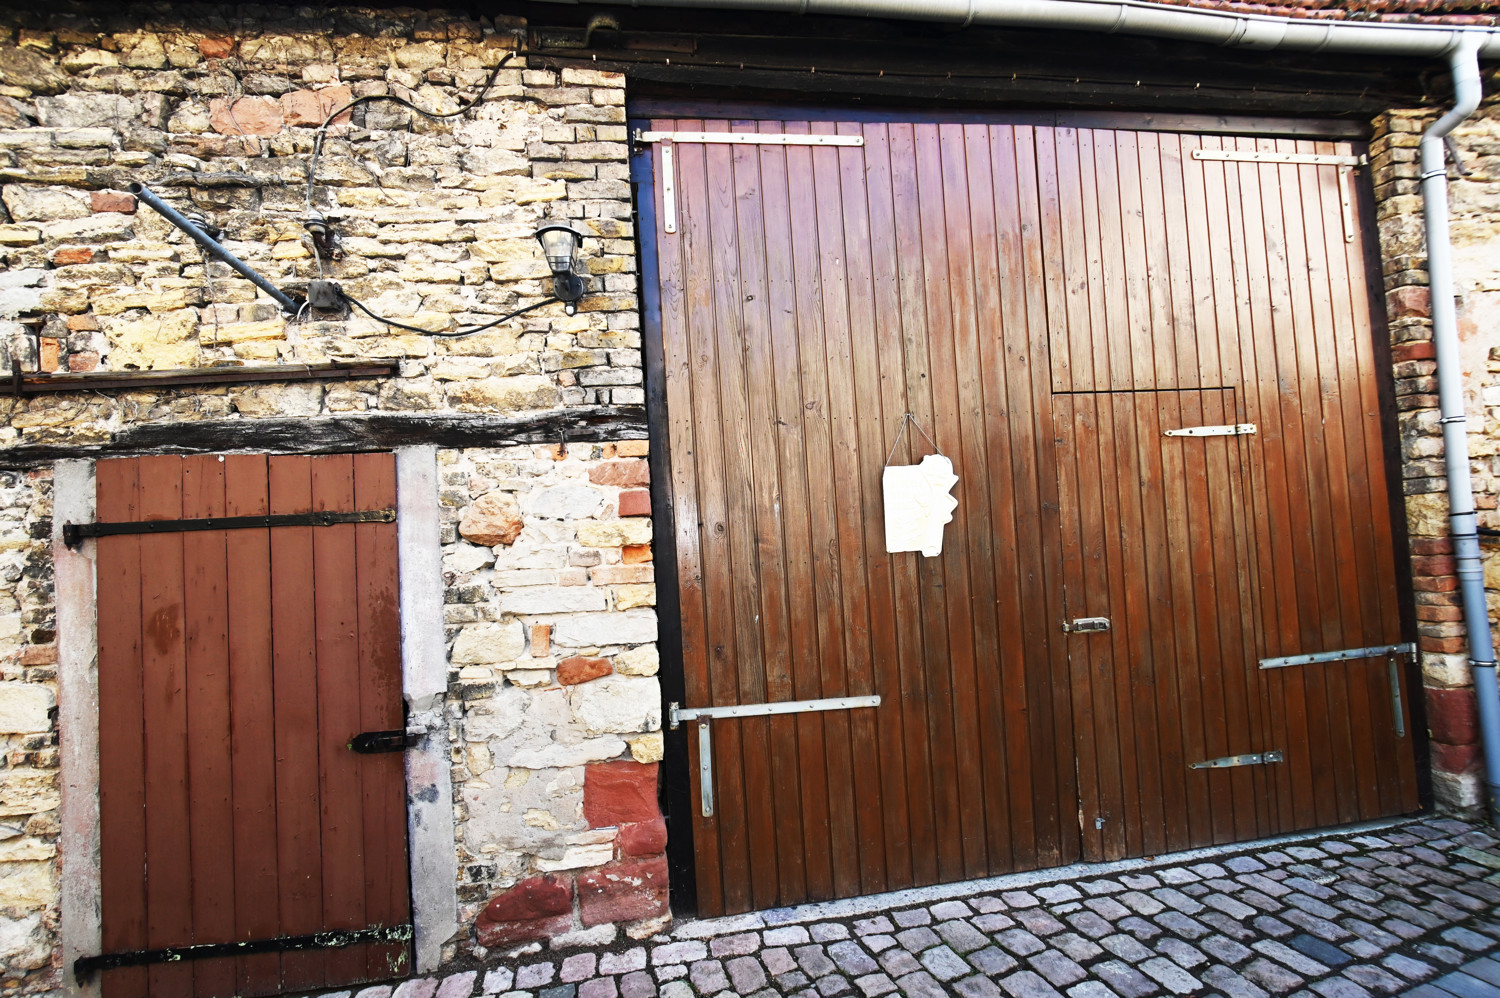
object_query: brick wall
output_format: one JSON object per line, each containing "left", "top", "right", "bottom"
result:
{"left": 1371, "top": 106, "right": 1500, "bottom": 812}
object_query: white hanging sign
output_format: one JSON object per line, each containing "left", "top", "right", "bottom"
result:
{"left": 881, "top": 414, "right": 958, "bottom": 557}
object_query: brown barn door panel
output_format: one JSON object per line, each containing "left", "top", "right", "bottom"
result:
{"left": 1055, "top": 390, "right": 1274, "bottom": 861}
{"left": 95, "top": 454, "right": 410, "bottom": 998}
{"left": 650, "top": 118, "right": 1078, "bottom": 916}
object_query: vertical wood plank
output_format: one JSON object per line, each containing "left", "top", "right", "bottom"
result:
{"left": 268, "top": 456, "right": 325, "bottom": 991}
{"left": 180, "top": 455, "right": 236, "bottom": 998}
{"left": 97, "top": 459, "right": 147, "bottom": 998}
{"left": 223, "top": 455, "right": 282, "bottom": 995}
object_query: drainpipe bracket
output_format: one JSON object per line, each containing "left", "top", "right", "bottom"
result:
{"left": 1472, "top": 660, "right": 1498, "bottom": 670}
{"left": 1439, "top": 414, "right": 1467, "bottom": 424}
{"left": 1421, "top": 168, "right": 1449, "bottom": 181}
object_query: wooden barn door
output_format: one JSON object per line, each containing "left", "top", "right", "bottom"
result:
{"left": 94, "top": 454, "right": 410, "bottom": 998}
{"left": 643, "top": 114, "right": 1419, "bottom": 916}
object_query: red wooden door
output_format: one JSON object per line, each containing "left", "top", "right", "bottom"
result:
{"left": 96, "top": 454, "right": 410, "bottom": 998}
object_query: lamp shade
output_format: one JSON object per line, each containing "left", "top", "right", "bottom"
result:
{"left": 535, "top": 223, "right": 583, "bottom": 275}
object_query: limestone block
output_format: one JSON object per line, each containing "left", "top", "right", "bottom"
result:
{"left": 460, "top": 492, "right": 524, "bottom": 546}
{"left": 497, "top": 587, "right": 607, "bottom": 614}
{"left": 0, "top": 47, "right": 69, "bottom": 95}
{"left": 0, "top": 911, "right": 50, "bottom": 971}
{"left": 627, "top": 732, "right": 664, "bottom": 764}
{"left": 447, "top": 376, "right": 561, "bottom": 414}
{"left": 0, "top": 225, "right": 40, "bottom": 246}
{"left": 552, "top": 609, "right": 658, "bottom": 648}
{"left": 509, "top": 736, "right": 627, "bottom": 770}
{"left": 1406, "top": 492, "right": 1450, "bottom": 537}
{"left": 524, "top": 485, "right": 605, "bottom": 520}
{"left": 43, "top": 214, "right": 134, "bottom": 243}
{"left": 452, "top": 621, "right": 526, "bottom": 664}
{"left": 462, "top": 765, "right": 584, "bottom": 853}
{"left": 576, "top": 520, "right": 652, "bottom": 548}
{"left": 445, "top": 544, "right": 494, "bottom": 575}
{"left": 1, "top": 185, "right": 89, "bottom": 221}
{"left": 614, "top": 584, "right": 655, "bottom": 610}
{"left": 102, "top": 309, "right": 199, "bottom": 369}
{"left": 614, "top": 644, "right": 659, "bottom": 677}
{"left": 0, "top": 683, "right": 54, "bottom": 733}
{"left": 534, "top": 841, "right": 614, "bottom": 872}
{"left": 0, "top": 768, "right": 59, "bottom": 817}
{"left": 570, "top": 676, "right": 662, "bottom": 736}
{"left": 230, "top": 383, "right": 323, "bottom": 417}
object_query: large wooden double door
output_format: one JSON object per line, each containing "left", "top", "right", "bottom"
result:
{"left": 641, "top": 111, "right": 1419, "bottom": 916}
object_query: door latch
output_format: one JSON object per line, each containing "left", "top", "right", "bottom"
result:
{"left": 1062, "top": 617, "right": 1111, "bottom": 634}
{"left": 349, "top": 728, "right": 425, "bottom": 754}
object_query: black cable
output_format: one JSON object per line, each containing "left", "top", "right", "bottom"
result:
{"left": 306, "top": 53, "right": 517, "bottom": 209}
{"left": 340, "top": 291, "right": 561, "bottom": 337}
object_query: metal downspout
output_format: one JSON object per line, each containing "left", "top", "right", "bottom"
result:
{"left": 1419, "top": 33, "right": 1500, "bottom": 825}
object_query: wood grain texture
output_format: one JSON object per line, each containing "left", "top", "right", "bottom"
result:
{"left": 646, "top": 111, "right": 1417, "bottom": 914}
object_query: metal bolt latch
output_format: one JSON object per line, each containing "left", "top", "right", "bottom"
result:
{"left": 1062, "top": 617, "right": 1111, "bottom": 634}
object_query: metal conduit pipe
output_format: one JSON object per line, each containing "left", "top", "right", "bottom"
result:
{"left": 1419, "top": 35, "right": 1500, "bottom": 827}
{"left": 599, "top": 0, "right": 1500, "bottom": 819}
{"left": 128, "top": 183, "right": 301, "bottom": 315}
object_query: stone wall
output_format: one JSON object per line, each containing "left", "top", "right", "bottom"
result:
{"left": 438, "top": 442, "right": 667, "bottom": 960}
{"left": 1371, "top": 105, "right": 1500, "bottom": 812}
{"left": 0, "top": 469, "right": 57, "bottom": 993}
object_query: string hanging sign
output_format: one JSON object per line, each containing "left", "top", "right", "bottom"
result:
{"left": 881, "top": 413, "right": 958, "bottom": 557}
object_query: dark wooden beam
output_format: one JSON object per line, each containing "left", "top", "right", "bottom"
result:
{"left": 0, "top": 407, "right": 647, "bottom": 467}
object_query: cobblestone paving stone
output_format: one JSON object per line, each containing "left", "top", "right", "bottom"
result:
{"left": 335, "top": 816, "right": 1500, "bottom": 998}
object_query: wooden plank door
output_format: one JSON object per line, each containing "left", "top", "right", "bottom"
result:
{"left": 1055, "top": 389, "right": 1275, "bottom": 860}
{"left": 648, "top": 117, "right": 1079, "bottom": 916}
{"left": 96, "top": 453, "right": 410, "bottom": 998}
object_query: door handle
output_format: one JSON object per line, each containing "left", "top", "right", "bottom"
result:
{"left": 1062, "top": 617, "right": 1110, "bottom": 634}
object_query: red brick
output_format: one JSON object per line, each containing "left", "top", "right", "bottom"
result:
{"left": 617, "top": 489, "right": 652, "bottom": 518}
{"left": 66, "top": 314, "right": 100, "bottom": 332}
{"left": 577, "top": 856, "right": 669, "bottom": 927}
{"left": 1412, "top": 575, "right": 1460, "bottom": 592}
{"left": 210, "top": 96, "right": 284, "bottom": 136}
{"left": 478, "top": 874, "right": 572, "bottom": 923}
{"left": 1415, "top": 604, "right": 1464, "bottom": 622}
{"left": 1430, "top": 740, "right": 1481, "bottom": 774}
{"left": 68, "top": 351, "right": 99, "bottom": 372}
{"left": 1388, "top": 285, "right": 1430, "bottom": 319}
{"left": 1426, "top": 687, "right": 1479, "bottom": 745}
{"left": 198, "top": 36, "right": 236, "bottom": 59}
{"left": 19, "top": 644, "right": 56, "bottom": 666}
{"left": 1390, "top": 340, "right": 1436, "bottom": 363}
{"left": 558, "top": 656, "right": 611, "bottom": 685}
{"left": 90, "top": 191, "right": 136, "bottom": 214}
{"left": 585, "top": 760, "right": 660, "bottom": 828}
{"left": 622, "top": 544, "right": 652, "bottom": 564}
{"left": 588, "top": 459, "right": 649, "bottom": 488}
{"left": 617, "top": 818, "right": 667, "bottom": 858}
{"left": 531, "top": 624, "right": 550, "bottom": 658}
{"left": 476, "top": 913, "right": 572, "bottom": 949}
{"left": 1409, "top": 554, "right": 1457, "bottom": 576}
{"left": 50, "top": 247, "right": 94, "bottom": 266}
{"left": 1408, "top": 537, "right": 1453, "bottom": 556}
{"left": 39, "top": 338, "right": 58, "bottom": 372}
{"left": 1420, "top": 636, "right": 1467, "bottom": 654}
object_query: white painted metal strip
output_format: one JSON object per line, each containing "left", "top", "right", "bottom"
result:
{"left": 697, "top": 721, "right": 714, "bottom": 818}
{"left": 1192, "top": 149, "right": 1365, "bottom": 167}
{"left": 661, "top": 143, "right": 677, "bottom": 235}
{"left": 636, "top": 130, "right": 864, "bottom": 147}
{"left": 676, "top": 694, "right": 880, "bottom": 723}
{"left": 1259, "top": 641, "right": 1417, "bottom": 670}
{"left": 1163, "top": 423, "right": 1256, "bottom": 437}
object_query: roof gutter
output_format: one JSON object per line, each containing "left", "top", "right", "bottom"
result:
{"left": 599, "top": 0, "right": 1500, "bottom": 822}
{"left": 593, "top": 0, "right": 1500, "bottom": 57}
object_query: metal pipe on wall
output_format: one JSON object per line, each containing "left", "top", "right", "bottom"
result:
{"left": 128, "top": 183, "right": 301, "bottom": 315}
{"left": 1418, "top": 35, "right": 1500, "bottom": 826}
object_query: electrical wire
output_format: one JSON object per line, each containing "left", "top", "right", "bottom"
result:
{"left": 339, "top": 291, "right": 561, "bottom": 337}
{"left": 305, "top": 53, "right": 517, "bottom": 210}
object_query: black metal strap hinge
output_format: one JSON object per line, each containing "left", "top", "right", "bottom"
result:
{"left": 349, "top": 727, "right": 424, "bottom": 754}
{"left": 63, "top": 508, "right": 395, "bottom": 548}
{"left": 74, "top": 923, "right": 412, "bottom": 982}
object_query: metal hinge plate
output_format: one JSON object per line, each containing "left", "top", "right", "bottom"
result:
{"left": 1190, "top": 750, "right": 1284, "bottom": 770}
{"left": 1164, "top": 423, "right": 1256, "bottom": 438}
{"left": 63, "top": 508, "right": 396, "bottom": 548}
{"left": 1191, "top": 149, "right": 1366, "bottom": 167}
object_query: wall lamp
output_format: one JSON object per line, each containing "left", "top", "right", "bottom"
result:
{"left": 535, "top": 223, "right": 587, "bottom": 315}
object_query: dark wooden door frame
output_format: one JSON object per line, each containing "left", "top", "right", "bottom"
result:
{"left": 631, "top": 101, "right": 1428, "bottom": 915}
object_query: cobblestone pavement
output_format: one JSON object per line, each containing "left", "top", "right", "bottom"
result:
{"left": 340, "top": 815, "right": 1500, "bottom": 998}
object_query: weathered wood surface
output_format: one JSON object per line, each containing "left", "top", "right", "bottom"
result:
{"left": 0, "top": 407, "right": 646, "bottom": 467}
